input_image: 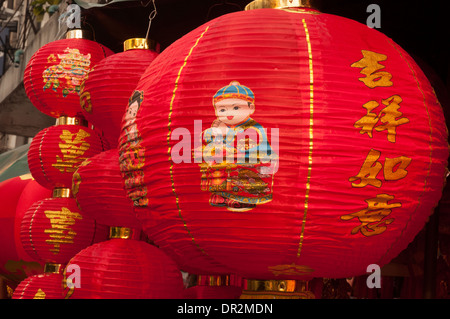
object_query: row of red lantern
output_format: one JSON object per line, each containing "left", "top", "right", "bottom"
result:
{"left": 13, "top": 31, "right": 201, "bottom": 299}
{"left": 12, "top": 30, "right": 113, "bottom": 299}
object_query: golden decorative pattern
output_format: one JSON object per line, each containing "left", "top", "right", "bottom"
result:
{"left": 167, "top": 26, "right": 210, "bottom": 256}
{"left": 297, "top": 18, "right": 314, "bottom": 258}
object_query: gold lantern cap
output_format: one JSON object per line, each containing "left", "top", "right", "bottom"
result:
{"left": 65, "top": 29, "right": 93, "bottom": 40}
{"left": 44, "top": 263, "right": 63, "bottom": 274}
{"left": 109, "top": 226, "right": 139, "bottom": 239}
{"left": 55, "top": 115, "right": 88, "bottom": 127}
{"left": 245, "top": 0, "right": 318, "bottom": 10}
{"left": 123, "top": 38, "right": 160, "bottom": 53}
{"left": 52, "top": 187, "right": 72, "bottom": 198}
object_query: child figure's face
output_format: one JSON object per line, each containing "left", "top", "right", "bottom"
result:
{"left": 214, "top": 98, "right": 255, "bottom": 126}
{"left": 124, "top": 100, "right": 140, "bottom": 123}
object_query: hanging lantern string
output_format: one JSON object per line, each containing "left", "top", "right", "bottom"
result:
{"left": 145, "top": 0, "right": 157, "bottom": 40}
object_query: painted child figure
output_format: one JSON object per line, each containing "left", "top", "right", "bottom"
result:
{"left": 200, "top": 81, "right": 278, "bottom": 212}
{"left": 118, "top": 90, "right": 148, "bottom": 207}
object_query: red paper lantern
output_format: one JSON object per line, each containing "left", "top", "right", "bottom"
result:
{"left": 72, "top": 149, "right": 141, "bottom": 229}
{"left": 23, "top": 30, "right": 113, "bottom": 118}
{"left": 118, "top": 3, "right": 448, "bottom": 280}
{"left": 20, "top": 196, "right": 98, "bottom": 264}
{"left": 65, "top": 238, "right": 184, "bottom": 299}
{"left": 0, "top": 176, "right": 45, "bottom": 285}
{"left": 28, "top": 119, "right": 104, "bottom": 190}
{"left": 12, "top": 271, "right": 64, "bottom": 299}
{"left": 80, "top": 38, "right": 159, "bottom": 148}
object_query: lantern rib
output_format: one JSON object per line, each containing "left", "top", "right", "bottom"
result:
{"left": 167, "top": 26, "right": 211, "bottom": 256}
{"left": 297, "top": 18, "right": 314, "bottom": 258}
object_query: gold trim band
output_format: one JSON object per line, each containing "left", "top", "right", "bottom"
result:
{"left": 297, "top": 18, "right": 314, "bottom": 258}
{"left": 123, "top": 38, "right": 159, "bottom": 52}
{"left": 244, "top": 279, "right": 300, "bottom": 292}
{"left": 52, "top": 188, "right": 71, "bottom": 198}
{"left": 65, "top": 29, "right": 92, "bottom": 40}
{"left": 109, "top": 227, "right": 134, "bottom": 239}
{"left": 55, "top": 116, "right": 88, "bottom": 127}
{"left": 197, "top": 275, "right": 232, "bottom": 287}
{"left": 44, "top": 263, "right": 62, "bottom": 274}
{"left": 245, "top": 0, "right": 313, "bottom": 10}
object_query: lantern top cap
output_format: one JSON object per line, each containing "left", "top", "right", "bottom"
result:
{"left": 123, "top": 38, "right": 160, "bottom": 52}
{"left": 245, "top": 0, "right": 317, "bottom": 10}
{"left": 65, "top": 29, "right": 92, "bottom": 40}
{"left": 44, "top": 263, "right": 63, "bottom": 274}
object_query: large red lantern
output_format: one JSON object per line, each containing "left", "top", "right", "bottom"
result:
{"left": 23, "top": 30, "right": 113, "bottom": 118}
{"left": 28, "top": 118, "right": 104, "bottom": 190}
{"left": 80, "top": 38, "right": 159, "bottom": 148}
{"left": 72, "top": 149, "right": 141, "bottom": 229}
{"left": 0, "top": 176, "right": 45, "bottom": 285}
{"left": 20, "top": 195, "right": 99, "bottom": 264}
{"left": 118, "top": 1, "right": 449, "bottom": 282}
{"left": 65, "top": 234, "right": 184, "bottom": 299}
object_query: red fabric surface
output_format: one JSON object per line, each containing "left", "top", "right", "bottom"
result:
{"left": 73, "top": 149, "right": 141, "bottom": 229}
{"left": 65, "top": 239, "right": 184, "bottom": 299}
{"left": 80, "top": 48, "right": 159, "bottom": 148}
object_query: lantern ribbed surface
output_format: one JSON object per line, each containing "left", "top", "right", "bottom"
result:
{"left": 12, "top": 272, "right": 65, "bottom": 299}
{"left": 0, "top": 176, "right": 46, "bottom": 285}
{"left": 65, "top": 239, "right": 184, "bottom": 299}
{"left": 72, "top": 149, "right": 141, "bottom": 229}
{"left": 118, "top": 8, "right": 448, "bottom": 280}
{"left": 28, "top": 124, "right": 104, "bottom": 190}
{"left": 80, "top": 48, "right": 159, "bottom": 148}
{"left": 23, "top": 38, "right": 113, "bottom": 118}
{"left": 20, "top": 197, "right": 97, "bottom": 264}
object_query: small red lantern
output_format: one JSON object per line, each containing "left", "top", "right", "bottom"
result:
{"left": 23, "top": 30, "right": 113, "bottom": 118}
{"left": 118, "top": 1, "right": 449, "bottom": 282}
{"left": 65, "top": 233, "right": 184, "bottom": 299}
{"left": 28, "top": 117, "right": 104, "bottom": 190}
{"left": 20, "top": 194, "right": 99, "bottom": 264}
{"left": 80, "top": 38, "right": 159, "bottom": 148}
{"left": 12, "top": 264, "right": 65, "bottom": 299}
{"left": 72, "top": 149, "right": 140, "bottom": 229}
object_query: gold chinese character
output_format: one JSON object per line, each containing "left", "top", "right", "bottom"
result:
{"left": 349, "top": 149, "right": 412, "bottom": 188}
{"left": 384, "top": 155, "right": 412, "bottom": 181}
{"left": 355, "top": 95, "right": 409, "bottom": 142}
{"left": 375, "top": 95, "right": 410, "bottom": 142}
{"left": 351, "top": 50, "right": 393, "bottom": 88}
{"left": 341, "top": 194, "right": 401, "bottom": 236}
{"left": 52, "top": 129, "right": 91, "bottom": 173}
{"left": 349, "top": 149, "right": 383, "bottom": 188}
{"left": 354, "top": 100, "right": 380, "bottom": 138}
{"left": 79, "top": 80, "right": 92, "bottom": 113}
{"left": 44, "top": 207, "right": 83, "bottom": 254}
